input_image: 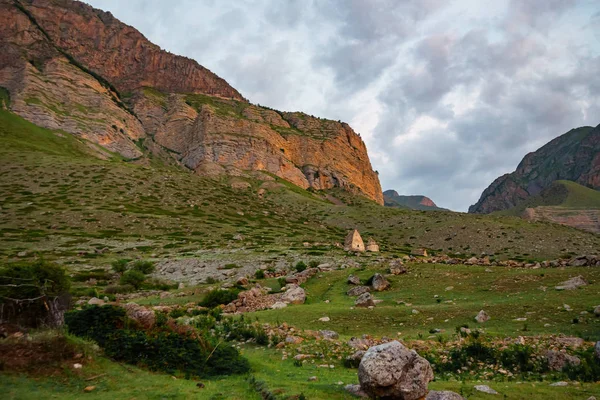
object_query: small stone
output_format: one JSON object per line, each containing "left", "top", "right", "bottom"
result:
{"left": 318, "top": 316, "right": 330, "bottom": 322}
{"left": 347, "top": 286, "right": 371, "bottom": 297}
{"left": 355, "top": 292, "right": 375, "bottom": 308}
{"left": 549, "top": 381, "right": 568, "bottom": 387}
{"left": 83, "top": 386, "right": 95, "bottom": 392}
{"left": 475, "top": 310, "right": 490, "bottom": 323}
{"left": 271, "top": 301, "right": 287, "bottom": 310}
{"left": 308, "top": 376, "right": 318, "bottom": 381}
{"left": 344, "top": 384, "right": 368, "bottom": 398}
{"left": 474, "top": 385, "right": 498, "bottom": 394}
{"left": 348, "top": 275, "right": 361, "bottom": 285}
{"left": 426, "top": 391, "right": 466, "bottom": 400}
{"left": 87, "top": 297, "right": 104, "bottom": 306}
{"left": 555, "top": 276, "right": 587, "bottom": 290}
{"left": 73, "top": 363, "right": 83, "bottom": 369}
{"left": 319, "top": 330, "right": 339, "bottom": 340}
{"left": 178, "top": 282, "right": 185, "bottom": 289}
{"left": 593, "top": 305, "right": 600, "bottom": 317}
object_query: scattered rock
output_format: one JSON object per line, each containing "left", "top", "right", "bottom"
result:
{"left": 475, "top": 310, "right": 490, "bottom": 323}
{"left": 87, "top": 297, "right": 105, "bottom": 306}
{"left": 236, "top": 277, "right": 249, "bottom": 286}
{"left": 344, "top": 384, "right": 368, "bottom": 398}
{"left": 474, "top": 385, "right": 498, "bottom": 394}
{"left": 285, "top": 335, "right": 303, "bottom": 344}
{"left": 308, "top": 376, "right": 318, "bottom": 381}
{"left": 271, "top": 302, "right": 287, "bottom": 310}
{"left": 549, "top": 381, "right": 568, "bottom": 387}
{"left": 347, "top": 286, "right": 371, "bottom": 297}
{"left": 593, "top": 305, "right": 600, "bottom": 317}
{"left": 389, "top": 260, "right": 407, "bottom": 275}
{"left": 358, "top": 341, "right": 433, "bottom": 400}
{"left": 319, "top": 330, "right": 339, "bottom": 340}
{"left": 595, "top": 341, "right": 600, "bottom": 360}
{"left": 83, "top": 386, "right": 96, "bottom": 392}
{"left": 371, "top": 273, "right": 390, "bottom": 291}
{"left": 281, "top": 285, "right": 306, "bottom": 304}
{"left": 355, "top": 292, "right": 376, "bottom": 308}
{"left": 545, "top": 350, "right": 581, "bottom": 371}
{"left": 344, "top": 229, "right": 365, "bottom": 252}
{"left": 73, "top": 363, "right": 83, "bottom": 369}
{"left": 426, "top": 391, "right": 466, "bottom": 400}
{"left": 348, "top": 275, "right": 361, "bottom": 285}
{"left": 556, "top": 337, "right": 584, "bottom": 349}
{"left": 555, "top": 275, "right": 587, "bottom": 290}
{"left": 411, "top": 248, "right": 428, "bottom": 257}
{"left": 123, "top": 303, "right": 155, "bottom": 329}
{"left": 318, "top": 316, "right": 330, "bottom": 322}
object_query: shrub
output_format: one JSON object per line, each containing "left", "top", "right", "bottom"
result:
{"left": 120, "top": 270, "right": 146, "bottom": 289}
{"left": 103, "top": 284, "right": 134, "bottom": 294}
{"left": 65, "top": 305, "right": 250, "bottom": 377}
{"left": 294, "top": 261, "right": 307, "bottom": 272}
{"left": 111, "top": 259, "right": 129, "bottom": 273}
{"left": 131, "top": 260, "right": 155, "bottom": 274}
{"left": 0, "top": 260, "right": 71, "bottom": 327}
{"left": 254, "top": 269, "right": 265, "bottom": 279}
{"left": 308, "top": 260, "right": 319, "bottom": 268}
{"left": 199, "top": 289, "right": 239, "bottom": 308}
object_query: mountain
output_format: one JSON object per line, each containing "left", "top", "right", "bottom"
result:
{"left": 496, "top": 180, "right": 600, "bottom": 234}
{"left": 0, "top": 0, "right": 382, "bottom": 204}
{"left": 469, "top": 125, "right": 600, "bottom": 214}
{"left": 383, "top": 190, "right": 445, "bottom": 211}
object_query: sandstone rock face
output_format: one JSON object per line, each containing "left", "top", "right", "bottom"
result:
{"left": 358, "top": 341, "right": 434, "bottom": 400}
{"left": 345, "top": 230, "right": 366, "bottom": 252}
{"left": 522, "top": 206, "right": 600, "bottom": 234}
{"left": 469, "top": 125, "right": 600, "bottom": 213}
{"left": 0, "top": 0, "right": 383, "bottom": 204}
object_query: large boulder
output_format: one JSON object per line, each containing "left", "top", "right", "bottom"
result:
{"left": 593, "top": 305, "right": 600, "bottom": 317}
{"left": 545, "top": 350, "right": 581, "bottom": 371}
{"left": 426, "top": 391, "right": 465, "bottom": 400}
{"left": 389, "top": 260, "right": 407, "bottom": 275}
{"left": 123, "top": 303, "right": 155, "bottom": 329}
{"left": 348, "top": 275, "right": 361, "bottom": 285}
{"left": 355, "top": 292, "right": 376, "bottom": 308}
{"left": 555, "top": 276, "right": 587, "bottom": 290}
{"left": 348, "top": 286, "right": 371, "bottom": 297}
{"left": 282, "top": 285, "right": 306, "bottom": 304}
{"left": 358, "top": 341, "right": 433, "bottom": 400}
{"left": 371, "top": 273, "right": 390, "bottom": 291}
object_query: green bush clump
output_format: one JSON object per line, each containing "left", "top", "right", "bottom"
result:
{"left": 308, "top": 260, "right": 319, "bottom": 268}
{"left": 564, "top": 347, "right": 600, "bottom": 382}
{"left": 120, "top": 270, "right": 146, "bottom": 289}
{"left": 65, "top": 305, "right": 249, "bottom": 378}
{"left": 111, "top": 259, "right": 129, "bottom": 273}
{"left": 72, "top": 270, "right": 111, "bottom": 282}
{"left": 131, "top": 260, "right": 155, "bottom": 274}
{"left": 103, "top": 284, "right": 134, "bottom": 294}
{"left": 199, "top": 288, "right": 239, "bottom": 308}
{"left": 295, "top": 261, "right": 307, "bottom": 272}
{"left": 254, "top": 269, "right": 265, "bottom": 279}
{"left": 0, "top": 260, "right": 71, "bottom": 300}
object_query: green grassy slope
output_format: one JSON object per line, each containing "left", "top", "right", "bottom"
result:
{"left": 498, "top": 180, "right": 600, "bottom": 216}
{"left": 1, "top": 110, "right": 600, "bottom": 269}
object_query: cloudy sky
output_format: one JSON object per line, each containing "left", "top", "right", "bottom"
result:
{"left": 88, "top": 0, "right": 600, "bottom": 211}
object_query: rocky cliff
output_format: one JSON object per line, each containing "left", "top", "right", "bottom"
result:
{"left": 0, "top": 0, "right": 383, "bottom": 204}
{"left": 469, "top": 125, "right": 600, "bottom": 213}
{"left": 383, "top": 190, "right": 443, "bottom": 211}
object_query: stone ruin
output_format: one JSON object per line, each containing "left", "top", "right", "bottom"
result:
{"left": 344, "top": 229, "right": 365, "bottom": 252}
{"left": 366, "top": 238, "right": 379, "bottom": 252}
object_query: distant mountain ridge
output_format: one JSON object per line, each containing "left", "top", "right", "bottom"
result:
{"left": 383, "top": 190, "right": 445, "bottom": 211}
{"left": 469, "top": 124, "right": 600, "bottom": 214}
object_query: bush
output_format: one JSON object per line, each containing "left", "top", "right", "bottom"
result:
{"left": 65, "top": 305, "right": 250, "bottom": 377}
{"left": 120, "top": 270, "right": 146, "bottom": 289}
{"left": 111, "top": 259, "right": 129, "bottom": 274}
{"left": 131, "top": 260, "right": 155, "bottom": 274}
{"left": 103, "top": 284, "right": 134, "bottom": 294}
{"left": 199, "top": 289, "right": 239, "bottom": 308}
{"left": 295, "top": 261, "right": 307, "bottom": 272}
{"left": 308, "top": 260, "right": 319, "bottom": 268}
{"left": 0, "top": 260, "right": 71, "bottom": 327}
{"left": 254, "top": 270, "right": 265, "bottom": 279}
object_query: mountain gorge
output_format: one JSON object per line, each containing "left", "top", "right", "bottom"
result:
{"left": 0, "top": 0, "right": 382, "bottom": 204}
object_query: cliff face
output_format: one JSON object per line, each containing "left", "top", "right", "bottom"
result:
{"left": 383, "top": 190, "right": 442, "bottom": 211}
{"left": 469, "top": 125, "right": 600, "bottom": 214}
{"left": 0, "top": 0, "right": 383, "bottom": 204}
